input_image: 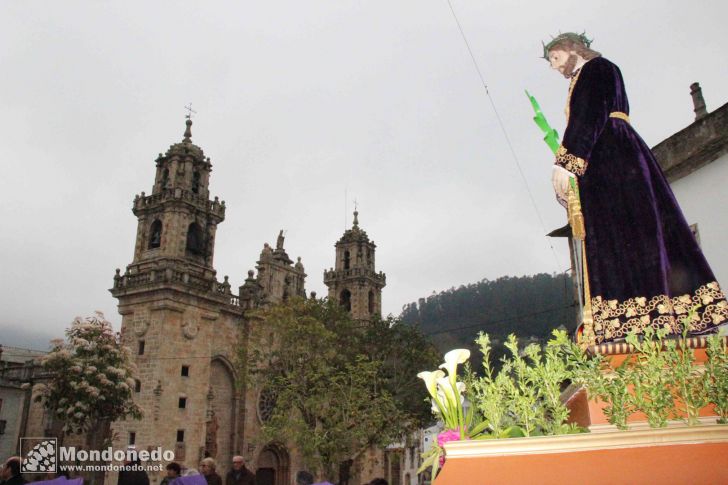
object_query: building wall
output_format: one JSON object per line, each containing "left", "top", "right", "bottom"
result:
{"left": 669, "top": 153, "right": 728, "bottom": 288}
{"left": 0, "top": 385, "right": 25, "bottom": 459}
{"left": 110, "top": 295, "right": 244, "bottom": 483}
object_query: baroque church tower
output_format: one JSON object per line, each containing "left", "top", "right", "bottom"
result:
{"left": 120, "top": 118, "right": 226, "bottom": 284}
{"left": 110, "top": 118, "right": 244, "bottom": 475}
{"left": 324, "top": 211, "right": 386, "bottom": 319}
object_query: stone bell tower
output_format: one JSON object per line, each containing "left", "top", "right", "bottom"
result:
{"left": 324, "top": 210, "right": 386, "bottom": 320}
{"left": 110, "top": 118, "right": 242, "bottom": 476}
{"left": 123, "top": 117, "right": 225, "bottom": 277}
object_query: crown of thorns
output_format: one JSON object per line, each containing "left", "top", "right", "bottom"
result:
{"left": 542, "top": 32, "right": 593, "bottom": 60}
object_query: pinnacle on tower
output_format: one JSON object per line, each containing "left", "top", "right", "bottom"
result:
{"left": 183, "top": 118, "right": 193, "bottom": 142}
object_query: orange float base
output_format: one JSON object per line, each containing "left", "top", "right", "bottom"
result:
{"left": 436, "top": 437, "right": 728, "bottom": 485}
{"left": 436, "top": 337, "right": 728, "bottom": 484}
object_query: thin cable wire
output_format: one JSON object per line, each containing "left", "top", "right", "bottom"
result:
{"left": 445, "top": 0, "right": 563, "bottom": 271}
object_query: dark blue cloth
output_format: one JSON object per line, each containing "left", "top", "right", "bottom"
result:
{"left": 557, "top": 57, "right": 728, "bottom": 342}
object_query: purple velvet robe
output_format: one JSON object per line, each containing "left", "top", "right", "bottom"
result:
{"left": 554, "top": 56, "right": 727, "bottom": 343}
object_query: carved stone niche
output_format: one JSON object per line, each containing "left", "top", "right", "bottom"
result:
{"left": 133, "top": 311, "right": 150, "bottom": 337}
{"left": 182, "top": 318, "right": 199, "bottom": 340}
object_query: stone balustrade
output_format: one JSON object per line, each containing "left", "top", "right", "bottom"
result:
{"left": 323, "top": 267, "right": 386, "bottom": 285}
{"left": 133, "top": 188, "right": 225, "bottom": 217}
{"left": 113, "top": 268, "right": 240, "bottom": 308}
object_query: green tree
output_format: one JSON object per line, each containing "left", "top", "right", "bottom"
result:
{"left": 246, "top": 298, "right": 439, "bottom": 481}
{"left": 363, "top": 315, "right": 441, "bottom": 426}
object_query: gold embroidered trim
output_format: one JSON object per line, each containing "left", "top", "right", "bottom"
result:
{"left": 591, "top": 281, "right": 728, "bottom": 343}
{"left": 609, "top": 111, "right": 630, "bottom": 123}
{"left": 564, "top": 67, "right": 582, "bottom": 124}
{"left": 555, "top": 145, "right": 587, "bottom": 176}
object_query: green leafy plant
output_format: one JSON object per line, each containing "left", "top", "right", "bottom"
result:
{"left": 705, "top": 334, "right": 728, "bottom": 423}
{"left": 624, "top": 326, "right": 675, "bottom": 427}
{"left": 572, "top": 314, "right": 728, "bottom": 429}
{"left": 417, "top": 322, "right": 728, "bottom": 480}
{"left": 467, "top": 334, "right": 522, "bottom": 439}
{"left": 663, "top": 322, "right": 709, "bottom": 425}
{"left": 468, "top": 330, "right": 583, "bottom": 438}
{"left": 567, "top": 340, "right": 635, "bottom": 430}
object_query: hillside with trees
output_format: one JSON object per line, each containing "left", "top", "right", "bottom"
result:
{"left": 400, "top": 273, "right": 578, "bottom": 367}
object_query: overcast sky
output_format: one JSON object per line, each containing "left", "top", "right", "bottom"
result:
{"left": 2, "top": 0, "right": 727, "bottom": 349}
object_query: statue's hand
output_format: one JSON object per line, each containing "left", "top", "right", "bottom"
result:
{"left": 552, "top": 165, "right": 573, "bottom": 208}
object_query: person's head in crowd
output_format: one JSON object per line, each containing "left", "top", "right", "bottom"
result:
{"left": 199, "top": 457, "right": 217, "bottom": 476}
{"left": 295, "top": 470, "right": 314, "bottom": 485}
{"left": 166, "top": 462, "right": 182, "bottom": 479}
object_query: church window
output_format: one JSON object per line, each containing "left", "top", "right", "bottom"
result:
{"left": 148, "top": 219, "right": 162, "bottom": 249}
{"left": 343, "top": 250, "right": 351, "bottom": 270}
{"left": 178, "top": 397, "right": 187, "bottom": 409}
{"left": 192, "top": 171, "right": 201, "bottom": 194}
{"left": 181, "top": 365, "right": 190, "bottom": 377}
{"left": 176, "top": 430, "right": 185, "bottom": 442}
{"left": 257, "top": 387, "right": 277, "bottom": 424}
{"left": 340, "top": 289, "right": 352, "bottom": 312}
{"left": 138, "top": 340, "right": 145, "bottom": 355}
{"left": 161, "top": 168, "right": 169, "bottom": 189}
{"left": 0, "top": 420, "right": 6, "bottom": 435}
{"left": 129, "top": 432, "right": 136, "bottom": 445}
{"left": 186, "top": 223, "right": 204, "bottom": 256}
{"left": 134, "top": 379, "right": 141, "bottom": 393}
{"left": 368, "top": 290, "right": 375, "bottom": 315}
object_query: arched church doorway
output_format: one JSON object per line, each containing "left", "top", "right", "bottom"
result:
{"left": 256, "top": 443, "right": 290, "bottom": 485}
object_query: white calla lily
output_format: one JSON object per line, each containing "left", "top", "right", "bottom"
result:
{"left": 420, "top": 350, "right": 472, "bottom": 434}
{"left": 417, "top": 370, "right": 445, "bottom": 400}
{"left": 436, "top": 376, "right": 459, "bottom": 411}
{"left": 439, "top": 349, "right": 471, "bottom": 378}
{"left": 419, "top": 370, "right": 449, "bottom": 421}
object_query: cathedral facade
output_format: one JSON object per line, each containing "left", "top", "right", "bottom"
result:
{"left": 109, "top": 119, "right": 384, "bottom": 485}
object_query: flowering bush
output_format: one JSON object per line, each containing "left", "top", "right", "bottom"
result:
{"left": 32, "top": 312, "right": 142, "bottom": 435}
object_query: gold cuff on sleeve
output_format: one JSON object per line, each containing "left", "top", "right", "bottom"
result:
{"left": 555, "top": 145, "right": 587, "bottom": 176}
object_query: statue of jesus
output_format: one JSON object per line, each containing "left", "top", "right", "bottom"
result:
{"left": 544, "top": 32, "right": 727, "bottom": 343}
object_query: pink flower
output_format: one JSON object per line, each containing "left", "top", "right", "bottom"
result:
{"left": 437, "top": 429, "right": 463, "bottom": 468}
{"left": 437, "top": 429, "right": 461, "bottom": 448}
